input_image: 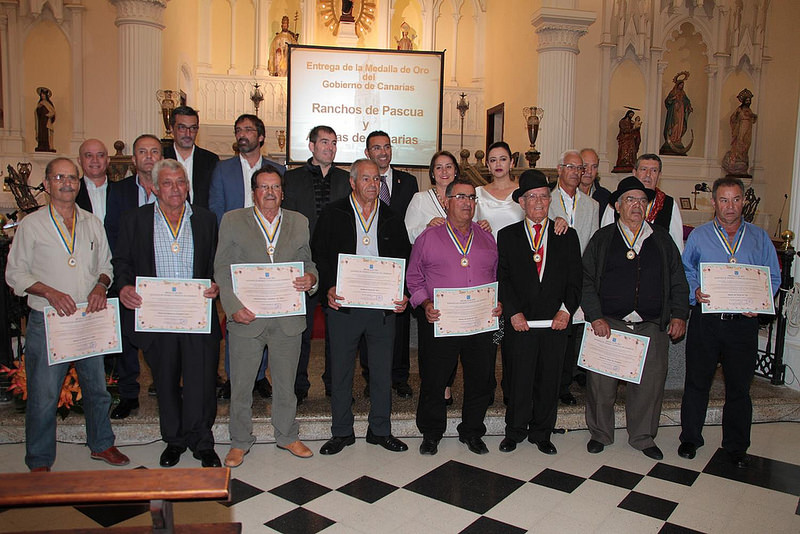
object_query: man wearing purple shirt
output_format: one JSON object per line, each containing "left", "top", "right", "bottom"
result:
{"left": 407, "top": 180, "right": 502, "bottom": 456}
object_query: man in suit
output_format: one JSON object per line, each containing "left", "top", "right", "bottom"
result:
{"left": 578, "top": 148, "right": 611, "bottom": 223}
{"left": 163, "top": 106, "right": 219, "bottom": 209}
{"left": 76, "top": 138, "right": 110, "bottom": 222}
{"left": 497, "top": 170, "right": 582, "bottom": 455}
{"left": 359, "top": 130, "right": 419, "bottom": 398}
{"left": 312, "top": 158, "right": 410, "bottom": 455}
{"left": 113, "top": 158, "right": 222, "bottom": 468}
{"left": 215, "top": 166, "right": 318, "bottom": 466}
{"left": 283, "top": 125, "right": 351, "bottom": 401}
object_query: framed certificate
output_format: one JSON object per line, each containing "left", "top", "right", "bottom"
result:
{"left": 135, "top": 277, "right": 212, "bottom": 333}
{"left": 44, "top": 298, "right": 123, "bottom": 366}
{"left": 699, "top": 262, "right": 775, "bottom": 314}
{"left": 577, "top": 322, "right": 650, "bottom": 384}
{"left": 433, "top": 282, "right": 499, "bottom": 338}
{"left": 335, "top": 254, "right": 406, "bottom": 310}
{"left": 231, "top": 262, "right": 306, "bottom": 318}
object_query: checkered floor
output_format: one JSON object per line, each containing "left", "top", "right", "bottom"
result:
{"left": 1, "top": 423, "right": 799, "bottom": 533}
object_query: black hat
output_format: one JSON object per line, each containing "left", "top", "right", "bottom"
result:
{"left": 512, "top": 169, "right": 556, "bottom": 202}
{"left": 608, "top": 176, "right": 656, "bottom": 206}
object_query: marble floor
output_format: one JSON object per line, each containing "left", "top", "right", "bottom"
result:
{"left": 1, "top": 422, "right": 799, "bottom": 533}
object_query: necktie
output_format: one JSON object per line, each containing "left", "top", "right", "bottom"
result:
{"left": 379, "top": 175, "right": 391, "bottom": 205}
{"left": 534, "top": 223, "right": 543, "bottom": 276}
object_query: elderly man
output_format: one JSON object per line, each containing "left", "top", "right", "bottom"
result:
{"left": 578, "top": 148, "right": 611, "bottom": 221}
{"left": 312, "top": 159, "right": 410, "bottom": 455}
{"left": 582, "top": 176, "right": 689, "bottom": 460}
{"left": 76, "top": 138, "right": 110, "bottom": 221}
{"left": 407, "top": 179, "right": 502, "bottom": 456}
{"left": 497, "top": 170, "right": 582, "bottom": 454}
{"left": 113, "top": 159, "right": 222, "bottom": 468}
{"left": 215, "top": 166, "right": 318, "bottom": 466}
{"left": 163, "top": 106, "right": 219, "bottom": 208}
{"left": 679, "top": 177, "right": 781, "bottom": 468}
{"left": 6, "top": 157, "right": 130, "bottom": 471}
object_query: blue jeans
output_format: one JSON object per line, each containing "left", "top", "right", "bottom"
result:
{"left": 25, "top": 310, "right": 115, "bottom": 469}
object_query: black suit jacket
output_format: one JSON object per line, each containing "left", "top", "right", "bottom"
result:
{"left": 76, "top": 177, "right": 109, "bottom": 217}
{"left": 311, "top": 196, "right": 411, "bottom": 298}
{"left": 111, "top": 203, "right": 221, "bottom": 350}
{"left": 497, "top": 219, "right": 583, "bottom": 321}
{"left": 163, "top": 145, "right": 219, "bottom": 209}
{"left": 105, "top": 175, "right": 142, "bottom": 252}
{"left": 388, "top": 168, "right": 418, "bottom": 219}
{"left": 283, "top": 160, "right": 352, "bottom": 236}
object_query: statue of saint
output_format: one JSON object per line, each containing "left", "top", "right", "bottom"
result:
{"left": 340, "top": 0, "right": 355, "bottom": 22}
{"left": 660, "top": 71, "right": 694, "bottom": 156}
{"left": 269, "top": 15, "right": 299, "bottom": 77}
{"left": 34, "top": 87, "right": 56, "bottom": 153}
{"left": 396, "top": 22, "right": 415, "bottom": 50}
{"left": 613, "top": 109, "right": 642, "bottom": 173}
{"left": 721, "top": 88, "right": 758, "bottom": 177}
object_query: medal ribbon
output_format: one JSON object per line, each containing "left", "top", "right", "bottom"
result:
{"left": 254, "top": 207, "right": 281, "bottom": 252}
{"left": 559, "top": 189, "right": 578, "bottom": 227}
{"left": 49, "top": 205, "right": 76, "bottom": 256}
{"left": 525, "top": 218, "right": 547, "bottom": 254}
{"left": 157, "top": 203, "right": 185, "bottom": 242}
{"left": 350, "top": 194, "right": 378, "bottom": 236}
{"left": 446, "top": 220, "right": 474, "bottom": 258}
{"left": 618, "top": 221, "right": 644, "bottom": 253}
{"left": 713, "top": 218, "right": 746, "bottom": 260}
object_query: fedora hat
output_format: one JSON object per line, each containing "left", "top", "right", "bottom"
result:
{"left": 512, "top": 169, "right": 556, "bottom": 202}
{"left": 608, "top": 176, "right": 656, "bottom": 206}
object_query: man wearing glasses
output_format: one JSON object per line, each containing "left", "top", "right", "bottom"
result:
{"left": 582, "top": 176, "right": 688, "bottom": 460}
{"left": 163, "top": 106, "right": 219, "bottom": 209}
{"left": 407, "top": 180, "right": 502, "bottom": 456}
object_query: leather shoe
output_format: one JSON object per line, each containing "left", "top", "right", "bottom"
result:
{"left": 224, "top": 448, "right": 248, "bottom": 468}
{"left": 393, "top": 381, "right": 413, "bottom": 398}
{"left": 159, "top": 445, "right": 186, "bottom": 467}
{"left": 678, "top": 442, "right": 697, "bottom": 459}
{"left": 295, "top": 390, "right": 308, "bottom": 406}
{"left": 366, "top": 429, "right": 408, "bottom": 452}
{"left": 499, "top": 437, "right": 517, "bottom": 452}
{"left": 254, "top": 378, "right": 272, "bottom": 399}
{"left": 533, "top": 440, "right": 557, "bottom": 455}
{"left": 642, "top": 446, "right": 664, "bottom": 460}
{"left": 30, "top": 466, "right": 51, "bottom": 472}
{"left": 728, "top": 451, "right": 749, "bottom": 469}
{"left": 193, "top": 449, "right": 222, "bottom": 468}
{"left": 587, "top": 439, "right": 605, "bottom": 454}
{"left": 559, "top": 392, "right": 577, "bottom": 405}
{"left": 278, "top": 440, "right": 314, "bottom": 458}
{"left": 320, "top": 434, "right": 355, "bottom": 455}
{"left": 459, "top": 436, "right": 489, "bottom": 455}
{"left": 218, "top": 380, "right": 231, "bottom": 400}
{"left": 419, "top": 437, "right": 439, "bottom": 455}
{"left": 110, "top": 398, "right": 139, "bottom": 420}
{"left": 91, "top": 446, "right": 130, "bottom": 466}
{"left": 363, "top": 384, "right": 370, "bottom": 397}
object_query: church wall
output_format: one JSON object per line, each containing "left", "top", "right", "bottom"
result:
{"left": 209, "top": 0, "right": 232, "bottom": 75}
{"left": 82, "top": 0, "right": 120, "bottom": 150}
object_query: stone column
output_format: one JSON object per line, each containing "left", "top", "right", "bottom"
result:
{"left": 472, "top": 7, "right": 486, "bottom": 84}
{"left": 449, "top": 11, "right": 461, "bottom": 84}
{"left": 197, "top": 0, "right": 212, "bottom": 73}
{"left": 252, "top": 0, "right": 270, "bottom": 76}
{"left": 228, "top": 0, "right": 237, "bottom": 75}
{"left": 67, "top": 3, "right": 86, "bottom": 154}
{"left": 531, "top": 7, "right": 595, "bottom": 167}
{"left": 110, "top": 0, "right": 167, "bottom": 148}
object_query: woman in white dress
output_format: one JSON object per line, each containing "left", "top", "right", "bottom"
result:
{"left": 405, "top": 151, "right": 457, "bottom": 244}
{"left": 474, "top": 141, "right": 524, "bottom": 239}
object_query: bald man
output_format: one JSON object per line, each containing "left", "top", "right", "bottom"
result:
{"left": 76, "top": 139, "right": 111, "bottom": 222}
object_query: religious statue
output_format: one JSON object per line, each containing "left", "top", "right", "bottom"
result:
{"left": 721, "top": 88, "right": 758, "bottom": 177}
{"left": 612, "top": 108, "right": 642, "bottom": 173}
{"left": 396, "top": 22, "right": 415, "bottom": 51}
{"left": 660, "top": 71, "right": 694, "bottom": 156}
{"left": 340, "top": 0, "right": 355, "bottom": 23}
{"left": 34, "top": 87, "right": 56, "bottom": 153}
{"left": 269, "top": 15, "right": 299, "bottom": 77}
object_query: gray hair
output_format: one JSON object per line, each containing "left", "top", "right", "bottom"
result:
{"left": 558, "top": 149, "right": 582, "bottom": 165}
{"left": 152, "top": 159, "right": 188, "bottom": 188}
{"left": 579, "top": 147, "right": 599, "bottom": 160}
{"left": 349, "top": 158, "right": 377, "bottom": 180}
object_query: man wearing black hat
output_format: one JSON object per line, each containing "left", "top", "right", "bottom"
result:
{"left": 497, "top": 170, "right": 582, "bottom": 454}
{"left": 582, "top": 176, "right": 689, "bottom": 460}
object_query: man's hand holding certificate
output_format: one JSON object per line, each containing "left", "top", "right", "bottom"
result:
{"left": 578, "top": 322, "right": 650, "bottom": 384}
{"left": 125, "top": 277, "right": 217, "bottom": 333}
{"left": 698, "top": 262, "right": 775, "bottom": 314}
{"left": 332, "top": 254, "right": 406, "bottom": 310}
{"left": 431, "top": 282, "right": 501, "bottom": 338}
{"left": 44, "top": 298, "right": 123, "bottom": 365}
{"left": 231, "top": 263, "right": 307, "bottom": 318}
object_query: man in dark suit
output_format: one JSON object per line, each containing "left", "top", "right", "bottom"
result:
{"left": 579, "top": 148, "right": 611, "bottom": 223}
{"left": 497, "top": 169, "right": 582, "bottom": 455}
{"left": 360, "top": 130, "right": 419, "bottom": 398}
{"left": 312, "top": 159, "right": 410, "bottom": 455}
{"left": 76, "top": 138, "right": 110, "bottom": 221}
{"left": 163, "top": 106, "right": 219, "bottom": 209}
{"left": 113, "top": 158, "right": 222, "bottom": 468}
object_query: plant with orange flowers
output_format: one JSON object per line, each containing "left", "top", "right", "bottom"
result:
{"left": 0, "top": 356, "right": 84, "bottom": 418}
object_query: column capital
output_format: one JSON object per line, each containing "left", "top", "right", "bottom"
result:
{"left": 531, "top": 7, "right": 596, "bottom": 53}
{"left": 109, "top": 0, "right": 167, "bottom": 30}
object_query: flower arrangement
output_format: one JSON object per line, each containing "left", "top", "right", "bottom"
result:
{"left": 0, "top": 357, "right": 84, "bottom": 418}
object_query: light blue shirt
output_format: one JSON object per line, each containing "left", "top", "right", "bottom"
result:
{"left": 154, "top": 200, "right": 194, "bottom": 278}
{"left": 137, "top": 175, "right": 157, "bottom": 207}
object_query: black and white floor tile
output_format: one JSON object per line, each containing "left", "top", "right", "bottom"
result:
{"left": 0, "top": 423, "right": 799, "bottom": 533}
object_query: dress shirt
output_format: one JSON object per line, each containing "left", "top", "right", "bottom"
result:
{"left": 6, "top": 205, "right": 112, "bottom": 312}
{"left": 407, "top": 221, "right": 497, "bottom": 308}
{"left": 683, "top": 219, "right": 781, "bottom": 305}
{"left": 601, "top": 191, "right": 684, "bottom": 253}
{"left": 83, "top": 177, "right": 108, "bottom": 222}
{"left": 239, "top": 155, "right": 263, "bottom": 209}
{"left": 153, "top": 200, "right": 194, "bottom": 279}
{"left": 405, "top": 189, "right": 447, "bottom": 244}
{"left": 174, "top": 145, "right": 195, "bottom": 203}
{"left": 253, "top": 207, "right": 284, "bottom": 262}
{"left": 473, "top": 186, "right": 524, "bottom": 239}
{"left": 137, "top": 175, "right": 157, "bottom": 207}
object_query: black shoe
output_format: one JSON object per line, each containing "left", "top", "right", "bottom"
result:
{"left": 363, "top": 384, "right": 370, "bottom": 398}
{"left": 148, "top": 383, "right": 157, "bottom": 396}
{"left": 393, "top": 382, "right": 413, "bottom": 398}
{"left": 110, "top": 398, "right": 139, "bottom": 420}
{"left": 320, "top": 434, "right": 356, "bottom": 455}
{"left": 419, "top": 437, "right": 440, "bottom": 455}
{"left": 218, "top": 380, "right": 231, "bottom": 400}
{"left": 193, "top": 449, "right": 221, "bottom": 468}
{"left": 728, "top": 451, "right": 749, "bottom": 469}
{"left": 559, "top": 392, "right": 577, "bottom": 405}
{"left": 587, "top": 439, "right": 605, "bottom": 454}
{"left": 159, "top": 445, "right": 186, "bottom": 467}
{"left": 295, "top": 390, "right": 308, "bottom": 406}
{"left": 445, "top": 395, "right": 453, "bottom": 406}
{"left": 366, "top": 428, "right": 408, "bottom": 452}
{"left": 533, "top": 440, "right": 557, "bottom": 455}
{"left": 642, "top": 445, "right": 663, "bottom": 460}
{"left": 254, "top": 378, "right": 272, "bottom": 399}
{"left": 678, "top": 442, "right": 697, "bottom": 459}
{"left": 459, "top": 436, "right": 489, "bottom": 455}
{"left": 499, "top": 438, "right": 517, "bottom": 452}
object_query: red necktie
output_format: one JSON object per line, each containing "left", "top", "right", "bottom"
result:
{"left": 534, "top": 223, "right": 543, "bottom": 276}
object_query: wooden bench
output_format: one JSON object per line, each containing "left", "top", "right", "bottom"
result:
{"left": 0, "top": 468, "right": 241, "bottom": 534}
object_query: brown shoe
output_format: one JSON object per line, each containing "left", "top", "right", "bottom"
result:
{"left": 277, "top": 440, "right": 313, "bottom": 458}
{"left": 224, "top": 447, "right": 248, "bottom": 468}
{"left": 30, "top": 466, "right": 51, "bottom": 472}
{"left": 91, "top": 446, "right": 130, "bottom": 466}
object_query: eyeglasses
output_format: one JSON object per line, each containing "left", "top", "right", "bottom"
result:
{"left": 175, "top": 124, "right": 199, "bottom": 133}
{"left": 255, "top": 184, "right": 282, "bottom": 191}
{"left": 234, "top": 127, "right": 258, "bottom": 135}
{"left": 47, "top": 174, "right": 79, "bottom": 183}
{"left": 560, "top": 164, "right": 585, "bottom": 173}
{"left": 159, "top": 180, "right": 189, "bottom": 189}
{"left": 521, "top": 193, "right": 551, "bottom": 201}
{"left": 621, "top": 196, "right": 649, "bottom": 205}
{"left": 447, "top": 194, "right": 478, "bottom": 202}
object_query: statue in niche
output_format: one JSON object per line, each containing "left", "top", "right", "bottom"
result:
{"left": 340, "top": 0, "right": 355, "bottom": 23}
{"left": 396, "top": 22, "right": 415, "bottom": 51}
{"left": 269, "top": 15, "right": 299, "bottom": 77}
{"left": 721, "top": 88, "right": 758, "bottom": 177}
{"left": 660, "top": 71, "right": 694, "bottom": 156}
{"left": 35, "top": 87, "right": 56, "bottom": 153}
{"left": 613, "top": 108, "right": 642, "bottom": 173}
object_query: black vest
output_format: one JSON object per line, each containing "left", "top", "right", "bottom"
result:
{"left": 652, "top": 195, "right": 674, "bottom": 231}
{"left": 600, "top": 229, "right": 663, "bottom": 321}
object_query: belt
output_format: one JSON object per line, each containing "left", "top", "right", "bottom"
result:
{"left": 713, "top": 313, "right": 746, "bottom": 321}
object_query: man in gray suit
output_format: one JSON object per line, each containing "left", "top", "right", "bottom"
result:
{"left": 215, "top": 165, "right": 318, "bottom": 466}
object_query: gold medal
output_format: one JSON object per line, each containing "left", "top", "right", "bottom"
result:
{"left": 67, "top": 256, "right": 77, "bottom": 267}
{"left": 362, "top": 235, "right": 371, "bottom": 246}
{"left": 460, "top": 257, "right": 469, "bottom": 267}
{"left": 729, "top": 257, "right": 736, "bottom": 263}
{"left": 267, "top": 245, "right": 275, "bottom": 255}
{"left": 626, "top": 250, "right": 636, "bottom": 260}
{"left": 171, "top": 242, "right": 180, "bottom": 254}
{"left": 533, "top": 253, "right": 542, "bottom": 263}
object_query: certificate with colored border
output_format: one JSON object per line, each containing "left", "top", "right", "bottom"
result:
{"left": 135, "top": 277, "right": 212, "bottom": 333}
{"left": 335, "top": 254, "right": 406, "bottom": 310}
{"left": 433, "top": 282, "right": 499, "bottom": 338}
{"left": 577, "top": 322, "right": 650, "bottom": 384}
{"left": 44, "top": 298, "right": 122, "bottom": 366}
{"left": 699, "top": 262, "right": 775, "bottom": 314}
{"left": 231, "top": 262, "right": 306, "bottom": 318}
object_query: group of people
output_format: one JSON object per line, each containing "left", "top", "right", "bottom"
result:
{"left": 5, "top": 107, "right": 781, "bottom": 472}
